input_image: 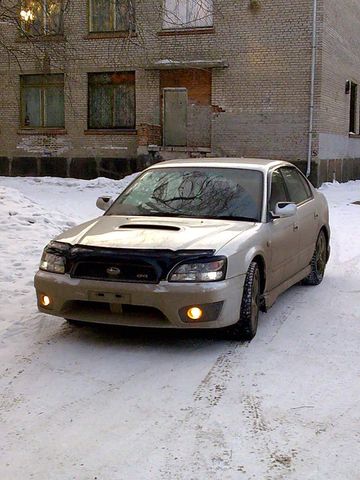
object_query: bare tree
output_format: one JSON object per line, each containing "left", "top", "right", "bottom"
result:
{"left": 0, "top": 0, "right": 73, "bottom": 70}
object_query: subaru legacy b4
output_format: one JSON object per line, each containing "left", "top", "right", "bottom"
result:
{"left": 34, "top": 158, "right": 330, "bottom": 340}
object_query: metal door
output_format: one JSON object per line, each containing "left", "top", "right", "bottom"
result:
{"left": 163, "top": 88, "right": 187, "bottom": 147}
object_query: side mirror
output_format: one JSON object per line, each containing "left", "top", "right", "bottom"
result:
{"left": 273, "top": 202, "right": 297, "bottom": 218}
{"left": 96, "top": 196, "right": 113, "bottom": 211}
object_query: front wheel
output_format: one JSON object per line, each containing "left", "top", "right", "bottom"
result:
{"left": 302, "top": 230, "right": 328, "bottom": 286}
{"left": 224, "top": 262, "right": 261, "bottom": 341}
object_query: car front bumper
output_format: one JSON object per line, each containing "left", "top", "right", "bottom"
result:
{"left": 34, "top": 271, "right": 246, "bottom": 329}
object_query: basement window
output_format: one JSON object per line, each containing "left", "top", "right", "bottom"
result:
{"left": 88, "top": 72, "right": 135, "bottom": 129}
{"left": 349, "top": 81, "right": 358, "bottom": 134}
{"left": 20, "top": 74, "right": 65, "bottom": 128}
{"left": 163, "top": 0, "right": 213, "bottom": 29}
{"left": 20, "top": 0, "right": 64, "bottom": 35}
{"left": 89, "top": 0, "right": 135, "bottom": 33}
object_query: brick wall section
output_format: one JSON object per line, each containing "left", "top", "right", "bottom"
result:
{"left": 318, "top": 0, "right": 360, "bottom": 136}
{"left": 316, "top": 0, "right": 360, "bottom": 183}
{"left": 138, "top": 124, "right": 161, "bottom": 146}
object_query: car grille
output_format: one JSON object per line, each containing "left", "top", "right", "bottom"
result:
{"left": 72, "top": 259, "right": 159, "bottom": 283}
{"left": 68, "top": 247, "right": 215, "bottom": 284}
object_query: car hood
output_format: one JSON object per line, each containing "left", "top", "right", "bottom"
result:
{"left": 56, "top": 215, "right": 256, "bottom": 252}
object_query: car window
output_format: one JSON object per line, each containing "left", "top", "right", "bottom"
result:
{"left": 269, "top": 169, "right": 288, "bottom": 212}
{"left": 281, "top": 167, "right": 312, "bottom": 205}
{"left": 107, "top": 167, "right": 264, "bottom": 222}
{"left": 298, "top": 171, "right": 313, "bottom": 197}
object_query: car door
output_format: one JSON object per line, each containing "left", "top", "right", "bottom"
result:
{"left": 280, "top": 167, "right": 318, "bottom": 271}
{"left": 267, "top": 168, "right": 300, "bottom": 289}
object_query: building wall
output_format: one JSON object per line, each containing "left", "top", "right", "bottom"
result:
{"left": 0, "top": 0, "right": 316, "bottom": 179}
{"left": 316, "top": 0, "right": 360, "bottom": 183}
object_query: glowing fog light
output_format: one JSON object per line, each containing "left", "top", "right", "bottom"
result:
{"left": 40, "top": 294, "right": 51, "bottom": 307}
{"left": 187, "top": 307, "right": 203, "bottom": 321}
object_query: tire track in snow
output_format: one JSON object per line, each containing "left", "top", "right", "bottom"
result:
{"left": 158, "top": 340, "right": 297, "bottom": 479}
{"left": 266, "top": 304, "right": 297, "bottom": 344}
{"left": 193, "top": 343, "right": 249, "bottom": 406}
{"left": 240, "top": 394, "right": 298, "bottom": 480}
{"left": 159, "top": 342, "right": 249, "bottom": 479}
{"left": 158, "top": 294, "right": 304, "bottom": 479}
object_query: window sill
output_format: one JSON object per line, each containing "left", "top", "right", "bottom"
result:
{"left": 18, "top": 128, "right": 67, "bottom": 135}
{"left": 84, "top": 129, "right": 137, "bottom": 135}
{"left": 349, "top": 133, "right": 360, "bottom": 138}
{"left": 85, "top": 32, "right": 137, "bottom": 40}
{"left": 158, "top": 27, "right": 215, "bottom": 36}
{"left": 16, "top": 34, "right": 65, "bottom": 43}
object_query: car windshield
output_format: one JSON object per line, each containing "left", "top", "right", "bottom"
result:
{"left": 106, "top": 167, "right": 263, "bottom": 222}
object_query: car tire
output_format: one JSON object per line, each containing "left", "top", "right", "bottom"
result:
{"left": 224, "top": 261, "right": 261, "bottom": 341}
{"left": 302, "top": 230, "right": 328, "bottom": 286}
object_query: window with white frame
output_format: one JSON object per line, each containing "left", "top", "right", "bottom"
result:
{"left": 163, "top": 0, "right": 213, "bottom": 30}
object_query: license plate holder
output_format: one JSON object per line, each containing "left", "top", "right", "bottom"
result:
{"left": 88, "top": 291, "right": 131, "bottom": 304}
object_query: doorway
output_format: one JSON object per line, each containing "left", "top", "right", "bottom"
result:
{"left": 163, "top": 88, "right": 188, "bottom": 147}
{"left": 160, "top": 69, "right": 212, "bottom": 148}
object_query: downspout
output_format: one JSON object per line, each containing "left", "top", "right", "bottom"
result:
{"left": 307, "top": 0, "right": 318, "bottom": 178}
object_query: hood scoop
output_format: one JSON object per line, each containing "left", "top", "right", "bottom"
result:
{"left": 118, "top": 224, "right": 180, "bottom": 232}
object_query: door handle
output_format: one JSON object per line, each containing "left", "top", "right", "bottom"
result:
{"left": 293, "top": 224, "right": 299, "bottom": 231}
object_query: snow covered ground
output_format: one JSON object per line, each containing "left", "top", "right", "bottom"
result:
{"left": 0, "top": 175, "right": 359, "bottom": 480}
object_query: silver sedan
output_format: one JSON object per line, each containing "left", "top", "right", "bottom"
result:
{"left": 34, "top": 158, "right": 330, "bottom": 340}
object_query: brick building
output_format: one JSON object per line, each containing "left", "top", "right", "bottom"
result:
{"left": 1, "top": 0, "right": 360, "bottom": 185}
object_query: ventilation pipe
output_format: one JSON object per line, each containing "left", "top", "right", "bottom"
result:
{"left": 307, "top": 0, "right": 318, "bottom": 178}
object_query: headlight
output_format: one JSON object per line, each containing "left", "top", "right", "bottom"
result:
{"left": 39, "top": 241, "right": 70, "bottom": 274}
{"left": 169, "top": 258, "right": 227, "bottom": 283}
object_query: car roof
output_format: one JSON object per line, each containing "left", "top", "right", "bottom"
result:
{"left": 148, "top": 157, "right": 291, "bottom": 172}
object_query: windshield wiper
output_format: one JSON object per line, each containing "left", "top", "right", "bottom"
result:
{"left": 111, "top": 211, "right": 259, "bottom": 222}
{"left": 138, "top": 211, "right": 188, "bottom": 218}
{"left": 201, "top": 215, "right": 259, "bottom": 222}
{"left": 151, "top": 214, "right": 259, "bottom": 222}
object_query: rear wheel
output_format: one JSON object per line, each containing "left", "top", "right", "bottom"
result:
{"left": 303, "top": 230, "right": 328, "bottom": 286}
{"left": 224, "top": 262, "right": 261, "bottom": 341}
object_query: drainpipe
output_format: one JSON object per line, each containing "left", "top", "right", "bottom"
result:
{"left": 307, "top": 0, "right": 318, "bottom": 178}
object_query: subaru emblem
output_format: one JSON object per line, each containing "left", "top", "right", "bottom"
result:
{"left": 106, "top": 267, "right": 121, "bottom": 277}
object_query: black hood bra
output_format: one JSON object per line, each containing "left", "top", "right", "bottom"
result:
{"left": 65, "top": 246, "right": 216, "bottom": 284}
